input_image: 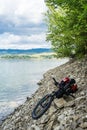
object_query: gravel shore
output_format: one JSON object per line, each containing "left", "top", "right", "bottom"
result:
{"left": 0, "top": 55, "right": 87, "bottom": 130}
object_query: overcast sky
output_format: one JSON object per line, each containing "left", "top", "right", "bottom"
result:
{"left": 0, "top": 0, "right": 51, "bottom": 49}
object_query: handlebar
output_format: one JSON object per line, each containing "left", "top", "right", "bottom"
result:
{"left": 52, "top": 76, "right": 59, "bottom": 86}
{"left": 51, "top": 76, "right": 76, "bottom": 98}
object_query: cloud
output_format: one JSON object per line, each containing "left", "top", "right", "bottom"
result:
{"left": 0, "top": 32, "right": 51, "bottom": 49}
{"left": 0, "top": 0, "right": 47, "bottom": 25}
{"left": 0, "top": 22, "right": 47, "bottom": 35}
{"left": 0, "top": 0, "right": 50, "bottom": 49}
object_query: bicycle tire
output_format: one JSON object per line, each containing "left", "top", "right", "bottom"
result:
{"left": 32, "top": 94, "right": 53, "bottom": 119}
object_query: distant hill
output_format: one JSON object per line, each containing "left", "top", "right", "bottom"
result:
{"left": 0, "top": 48, "right": 52, "bottom": 55}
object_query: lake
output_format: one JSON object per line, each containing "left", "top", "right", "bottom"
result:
{"left": 0, "top": 58, "right": 68, "bottom": 120}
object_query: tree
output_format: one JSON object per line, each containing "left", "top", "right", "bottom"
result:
{"left": 45, "top": 0, "right": 87, "bottom": 58}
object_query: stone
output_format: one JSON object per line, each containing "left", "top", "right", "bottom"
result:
{"left": 75, "top": 127, "right": 83, "bottom": 130}
{"left": 64, "top": 101, "right": 75, "bottom": 107}
{"left": 46, "top": 121, "right": 54, "bottom": 130}
{"left": 45, "top": 115, "right": 56, "bottom": 130}
{"left": 82, "top": 115, "right": 87, "bottom": 122}
{"left": 37, "top": 80, "right": 43, "bottom": 85}
{"left": 54, "top": 98, "right": 67, "bottom": 109}
{"left": 80, "top": 122, "right": 87, "bottom": 129}
{"left": 27, "top": 124, "right": 40, "bottom": 130}
{"left": 58, "top": 114, "right": 65, "bottom": 121}
{"left": 54, "top": 124, "right": 65, "bottom": 130}
{"left": 40, "top": 114, "right": 49, "bottom": 124}
{"left": 75, "top": 96, "right": 86, "bottom": 103}
{"left": 48, "top": 105, "right": 57, "bottom": 116}
{"left": 70, "top": 121, "right": 77, "bottom": 130}
{"left": 80, "top": 91, "right": 85, "bottom": 96}
{"left": 0, "top": 55, "right": 87, "bottom": 130}
{"left": 27, "top": 97, "right": 31, "bottom": 101}
{"left": 73, "top": 115, "right": 80, "bottom": 122}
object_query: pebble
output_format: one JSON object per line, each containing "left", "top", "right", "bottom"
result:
{"left": 0, "top": 56, "right": 87, "bottom": 130}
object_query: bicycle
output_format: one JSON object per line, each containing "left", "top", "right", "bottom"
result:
{"left": 32, "top": 77, "right": 77, "bottom": 119}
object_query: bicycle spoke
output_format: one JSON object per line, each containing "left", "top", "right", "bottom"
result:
{"left": 32, "top": 94, "right": 53, "bottom": 119}
{"left": 40, "top": 97, "right": 50, "bottom": 108}
{"left": 35, "top": 106, "right": 42, "bottom": 116}
{"left": 35, "top": 98, "right": 50, "bottom": 116}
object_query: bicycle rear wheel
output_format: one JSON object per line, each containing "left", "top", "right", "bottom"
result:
{"left": 32, "top": 94, "right": 53, "bottom": 119}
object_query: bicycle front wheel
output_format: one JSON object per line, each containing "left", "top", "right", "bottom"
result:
{"left": 32, "top": 94, "right": 53, "bottom": 119}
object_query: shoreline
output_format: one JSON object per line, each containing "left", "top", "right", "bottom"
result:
{"left": 0, "top": 57, "right": 69, "bottom": 123}
{"left": 0, "top": 52, "right": 55, "bottom": 59}
{"left": 0, "top": 56, "right": 87, "bottom": 130}
{"left": 0, "top": 58, "right": 69, "bottom": 124}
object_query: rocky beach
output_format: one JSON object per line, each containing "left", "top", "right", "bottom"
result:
{"left": 0, "top": 55, "right": 87, "bottom": 130}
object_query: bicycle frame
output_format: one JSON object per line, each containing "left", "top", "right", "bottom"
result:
{"left": 32, "top": 77, "right": 76, "bottom": 119}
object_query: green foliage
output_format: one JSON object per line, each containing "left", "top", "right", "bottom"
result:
{"left": 45, "top": 0, "right": 87, "bottom": 58}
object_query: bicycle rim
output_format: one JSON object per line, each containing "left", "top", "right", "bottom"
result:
{"left": 32, "top": 94, "right": 53, "bottom": 119}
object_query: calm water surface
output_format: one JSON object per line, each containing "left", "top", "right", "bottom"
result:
{"left": 0, "top": 58, "right": 68, "bottom": 120}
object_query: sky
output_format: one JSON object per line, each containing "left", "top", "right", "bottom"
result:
{"left": 0, "top": 0, "right": 51, "bottom": 49}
